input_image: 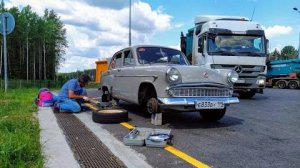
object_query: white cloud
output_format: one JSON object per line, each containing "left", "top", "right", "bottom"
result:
{"left": 127, "top": 2, "right": 172, "bottom": 33}
{"left": 168, "top": 44, "right": 181, "bottom": 50}
{"left": 6, "top": 0, "right": 173, "bottom": 72}
{"left": 262, "top": 25, "right": 293, "bottom": 39}
{"left": 173, "top": 23, "right": 184, "bottom": 29}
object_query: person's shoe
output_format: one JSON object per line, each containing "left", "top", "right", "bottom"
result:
{"left": 53, "top": 103, "right": 60, "bottom": 113}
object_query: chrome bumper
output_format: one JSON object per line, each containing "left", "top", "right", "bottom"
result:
{"left": 158, "top": 97, "right": 239, "bottom": 106}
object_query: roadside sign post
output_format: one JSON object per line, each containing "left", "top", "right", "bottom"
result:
{"left": 0, "top": 12, "right": 15, "bottom": 92}
{"left": 2, "top": 14, "right": 7, "bottom": 92}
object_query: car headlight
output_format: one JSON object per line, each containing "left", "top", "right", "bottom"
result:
{"left": 166, "top": 67, "right": 181, "bottom": 83}
{"left": 227, "top": 70, "right": 239, "bottom": 83}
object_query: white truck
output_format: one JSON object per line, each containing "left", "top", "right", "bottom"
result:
{"left": 180, "top": 15, "right": 268, "bottom": 98}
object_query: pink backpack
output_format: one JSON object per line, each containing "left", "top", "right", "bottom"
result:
{"left": 35, "top": 88, "right": 54, "bottom": 107}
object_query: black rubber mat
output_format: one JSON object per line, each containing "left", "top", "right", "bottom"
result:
{"left": 55, "top": 113, "right": 126, "bottom": 168}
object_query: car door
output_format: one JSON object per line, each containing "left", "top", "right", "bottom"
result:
{"left": 102, "top": 52, "right": 123, "bottom": 99}
{"left": 116, "top": 49, "right": 138, "bottom": 102}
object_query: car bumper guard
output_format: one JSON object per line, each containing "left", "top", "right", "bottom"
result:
{"left": 158, "top": 97, "right": 239, "bottom": 106}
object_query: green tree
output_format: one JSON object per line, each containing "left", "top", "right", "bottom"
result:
{"left": 42, "top": 9, "right": 67, "bottom": 80}
{"left": 0, "top": 3, "right": 68, "bottom": 80}
{"left": 280, "top": 45, "right": 298, "bottom": 60}
{"left": 269, "top": 49, "right": 280, "bottom": 61}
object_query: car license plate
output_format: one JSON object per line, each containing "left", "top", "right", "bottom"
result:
{"left": 195, "top": 101, "right": 225, "bottom": 109}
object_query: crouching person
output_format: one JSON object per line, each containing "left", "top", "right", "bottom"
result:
{"left": 54, "top": 74, "right": 92, "bottom": 113}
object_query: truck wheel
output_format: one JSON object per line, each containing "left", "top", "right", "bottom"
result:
{"left": 276, "top": 80, "right": 286, "bottom": 89}
{"left": 288, "top": 80, "right": 299, "bottom": 89}
{"left": 199, "top": 108, "right": 226, "bottom": 122}
{"left": 92, "top": 109, "right": 128, "bottom": 124}
{"left": 239, "top": 91, "right": 256, "bottom": 99}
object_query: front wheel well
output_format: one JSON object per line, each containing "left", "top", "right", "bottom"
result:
{"left": 138, "top": 83, "right": 157, "bottom": 105}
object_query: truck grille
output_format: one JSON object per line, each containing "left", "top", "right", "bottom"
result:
{"left": 213, "top": 64, "right": 265, "bottom": 78}
{"left": 171, "top": 87, "right": 231, "bottom": 97}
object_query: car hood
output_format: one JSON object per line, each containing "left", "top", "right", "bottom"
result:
{"left": 143, "top": 64, "right": 229, "bottom": 86}
{"left": 174, "top": 65, "right": 228, "bottom": 85}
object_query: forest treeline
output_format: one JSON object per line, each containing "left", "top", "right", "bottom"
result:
{"left": 0, "top": 2, "right": 67, "bottom": 80}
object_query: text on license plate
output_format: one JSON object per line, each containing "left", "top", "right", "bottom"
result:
{"left": 195, "top": 101, "right": 225, "bottom": 109}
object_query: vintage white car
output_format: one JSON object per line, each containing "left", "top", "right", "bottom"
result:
{"left": 100, "top": 45, "right": 239, "bottom": 121}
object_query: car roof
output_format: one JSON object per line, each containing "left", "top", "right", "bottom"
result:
{"left": 119, "top": 45, "right": 180, "bottom": 52}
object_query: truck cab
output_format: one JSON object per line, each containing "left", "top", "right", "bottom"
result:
{"left": 181, "top": 16, "right": 268, "bottom": 98}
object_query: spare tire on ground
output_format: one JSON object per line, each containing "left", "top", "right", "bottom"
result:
{"left": 92, "top": 108, "right": 128, "bottom": 124}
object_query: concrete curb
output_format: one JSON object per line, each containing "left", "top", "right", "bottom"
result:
{"left": 38, "top": 107, "right": 152, "bottom": 168}
{"left": 38, "top": 107, "right": 80, "bottom": 168}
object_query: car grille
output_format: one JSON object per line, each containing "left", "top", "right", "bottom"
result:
{"left": 171, "top": 87, "right": 231, "bottom": 97}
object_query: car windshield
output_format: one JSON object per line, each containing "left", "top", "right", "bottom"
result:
{"left": 137, "top": 47, "right": 189, "bottom": 65}
{"left": 207, "top": 34, "right": 266, "bottom": 57}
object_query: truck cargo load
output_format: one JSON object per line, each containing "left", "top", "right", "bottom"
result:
{"left": 266, "top": 59, "right": 300, "bottom": 89}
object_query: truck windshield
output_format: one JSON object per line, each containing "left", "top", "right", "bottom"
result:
{"left": 207, "top": 34, "right": 266, "bottom": 57}
{"left": 137, "top": 47, "right": 189, "bottom": 65}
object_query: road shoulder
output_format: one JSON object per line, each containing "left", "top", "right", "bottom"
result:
{"left": 74, "top": 111, "right": 152, "bottom": 168}
{"left": 38, "top": 107, "right": 80, "bottom": 168}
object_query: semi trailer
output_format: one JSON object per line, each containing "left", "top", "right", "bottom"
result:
{"left": 266, "top": 59, "right": 300, "bottom": 89}
{"left": 180, "top": 15, "right": 268, "bottom": 98}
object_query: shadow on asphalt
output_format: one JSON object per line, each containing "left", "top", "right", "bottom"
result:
{"left": 119, "top": 102, "right": 244, "bottom": 130}
{"left": 238, "top": 95, "right": 269, "bottom": 101}
{"left": 162, "top": 113, "right": 244, "bottom": 129}
{"left": 118, "top": 103, "right": 151, "bottom": 118}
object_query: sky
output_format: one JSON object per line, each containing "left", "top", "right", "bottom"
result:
{"left": 5, "top": 0, "right": 300, "bottom": 73}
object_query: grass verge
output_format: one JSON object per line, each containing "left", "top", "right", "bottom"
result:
{"left": 0, "top": 89, "right": 43, "bottom": 168}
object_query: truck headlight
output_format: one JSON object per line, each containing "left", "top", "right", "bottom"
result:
{"left": 256, "top": 79, "right": 265, "bottom": 86}
{"left": 166, "top": 68, "right": 181, "bottom": 83}
{"left": 227, "top": 70, "right": 239, "bottom": 83}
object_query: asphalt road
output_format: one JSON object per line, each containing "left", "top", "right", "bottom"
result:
{"left": 88, "top": 88, "right": 300, "bottom": 168}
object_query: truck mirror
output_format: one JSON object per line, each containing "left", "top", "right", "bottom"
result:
{"left": 198, "top": 37, "right": 203, "bottom": 53}
{"left": 266, "top": 39, "right": 269, "bottom": 54}
{"left": 180, "top": 32, "right": 187, "bottom": 54}
{"left": 207, "top": 33, "right": 217, "bottom": 40}
{"left": 198, "top": 46, "right": 203, "bottom": 53}
{"left": 195, "top": 25, "right": 202, "bottom": 35}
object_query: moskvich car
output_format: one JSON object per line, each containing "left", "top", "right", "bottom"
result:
{"left": 100, "top": 45, "right": 239, "bottom": 121}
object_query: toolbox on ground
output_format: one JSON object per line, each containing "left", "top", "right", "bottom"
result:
{"left": 145, "top": 128, "right": 171, "bottom": 148}
{"left": 123, "top": 127, "right": 171, "bottom": 148}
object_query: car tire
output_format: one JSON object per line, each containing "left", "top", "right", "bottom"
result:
{"left": 239, "top": 91, "right": 256, "bottom": 99}
{"left": 199, "top": 108, "right": 226, "bottom": 122}
{"left": 276, "top": 80, "right": 286, "bottom": 89}
{"left": 92, "top": 109, "right": 128, "bottom": 124}
{"left": 288, "top": 80, "right": 298, "bottom": 89}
